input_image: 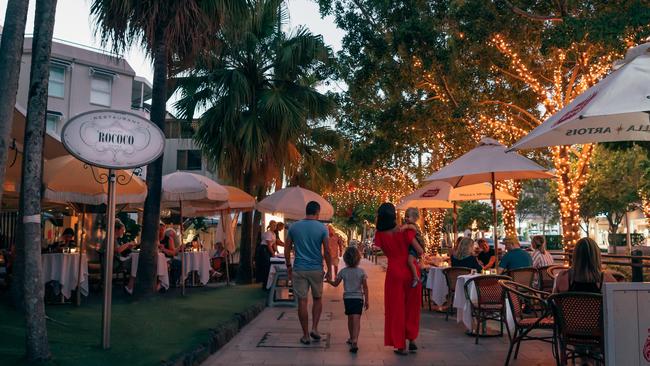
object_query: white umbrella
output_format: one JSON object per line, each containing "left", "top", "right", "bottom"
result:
{"left": 398, "top": 181, "right": 517, "bottom": 244}
{"left": 161, "top": 171, "right": 229, "bottom": 295}
{"left": 510, "top": 43, "right": 650, "bottom": 151}
{"left": 426, "top": 138, "right": 553, "bottom": 267}
{"left": 257, "top": 186, "right": 334, "bottom": 221}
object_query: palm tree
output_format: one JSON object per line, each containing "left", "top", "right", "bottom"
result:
{"left": 90, "top": 0, "right": 240, "bottom": 296}
{"left": 0, "top": 0, "right": 30, "bottom": 207}
{"left": 18, "top": 0, "right": 57, "bottom": 360}
{"left": 173, "top": 0, "right": 335, "bottom": 283}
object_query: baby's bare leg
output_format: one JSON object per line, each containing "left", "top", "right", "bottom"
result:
{"left": 407, "top": 254, "right": 418, "bottom": 279}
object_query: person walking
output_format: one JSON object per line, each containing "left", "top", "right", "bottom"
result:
{"left": 256, "top": 220, "right": 277, "bottom": 287}
{"left": 373, "top": 203, "right": 423, "bottom": 355}
{"left": 327, "top": 246, "right": 369, "bottom": 353}
{"left": 285, "top": 201, "right": 332, "bottom": 345}
{"left": 327, "top": 225, "right": 344, "bottom": 276}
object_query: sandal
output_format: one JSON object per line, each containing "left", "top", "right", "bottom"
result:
{"left": 309, "top": 331, "right": 322, "bottom": 341}
{"left": 409, "top": 341, "right": 418, "bottom": 352}
{"left": 299, "top": 337, "right": 311, "bottom": 345}
{"left": 349, "top": 343, "right": 359, "bottom": 353}
{"left": 394, "top": 349, "right": 408, "bottom": 356}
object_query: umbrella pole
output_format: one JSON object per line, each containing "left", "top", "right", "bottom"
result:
{"left": 626, "top": 211, "right": 632, "bottom": 255}
{"left": 221, "top": 211, "right": 231, "bottom": 286}
{"left": 453, "top": 202, "right": 458, "bottom": 245}
{"left": 180, "top": 200, "right": 185, "bottom": 296}
{"left": 75, "top": 206, "right": 86, "bottom": 306}
{"left": 491, "top": 173, "right": 499, "bottom": 270}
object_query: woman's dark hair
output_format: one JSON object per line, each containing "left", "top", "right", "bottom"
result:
{"left": 376, "top": 203, "right": 397, "bottom": 232}
{"left": 343, "top": 246, "right": 361, "bottom": 267}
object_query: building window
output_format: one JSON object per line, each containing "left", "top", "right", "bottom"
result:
{"left": 48, "top": 65, "right": 65, "bottom": 98}
{"left": 165, "top": 120, "right": 196, "bottom": 139}
{"left": 90, "top": 75, "right": 112, "bottom": 106}
{"left": 46, "top": 113, "right": 61, "bottom": 135}
{"left": 177, "top": 150, "right": 202, "bottom": 170}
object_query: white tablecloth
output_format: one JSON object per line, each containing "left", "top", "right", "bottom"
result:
{"left": 453, "top": 274, "right": 481, "bottom": 330}
{"left": 426, "top": 267, "right": 449, "bottom": 306}
{"left": 180, "top": 251, "right": 210, "bottom": 285}
{"left": 130, "top": 252, "right": 170, "bottom": 289}
{"left": 42, "top": 253, "right": 88, "bottom": 298}
{"left": 267, "top": 257, "right": 287, "bottom": 289}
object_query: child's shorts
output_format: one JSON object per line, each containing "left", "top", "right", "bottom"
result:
{"left": 408, "top": 245, "right": 419, "bottom": 258}
{"left": 344, "top": 298, "right": 364, "bottom": 315}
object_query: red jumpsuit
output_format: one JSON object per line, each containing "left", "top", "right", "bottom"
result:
{"left": 374, "top": 229, "right": 421, "bottom": 349}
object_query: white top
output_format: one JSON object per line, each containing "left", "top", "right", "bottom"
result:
{"left": 261, "top": 230, "right": 276, "bottom": 246}
{"left": 531, "top": 250, "right": 554, "bottom": 268}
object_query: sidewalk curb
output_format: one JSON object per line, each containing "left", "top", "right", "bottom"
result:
{"left": 161, "top": 300, "right": 266, "bottom": 366}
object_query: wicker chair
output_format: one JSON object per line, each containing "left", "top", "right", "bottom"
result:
{"left": 465, "top": 275, "right": 510, "bottom": 344}
{"left": 548, "top": 292, "right": 604, "bottom": 365}
{"left": 500, "top": 280, "right": 555, "bottom": 366}
{"left": 537, "top": 265, "right": 558, "bottom": 292}
{"left": 442, "top": 267, "right": 472, "bottom": 321}
{"left": 547, "top": 265, "right": 568, "bottom": 280}
{"left": 504, "top": 267, "right": 538, "bottom": 288}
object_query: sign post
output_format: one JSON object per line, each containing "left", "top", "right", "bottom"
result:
{"left": 61, "top": 110, "right": 164, "bottom": 349}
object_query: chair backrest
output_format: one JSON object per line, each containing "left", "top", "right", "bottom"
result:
{"left": 467, "top": 275, "right": 510, "bottom": 308}
{"left": 549, "top": 292, "right": 603, "bottom": 344}
{"left": 504, "top": 267, "right": 538, "bottom": 287}
{"left": 538, "top": 265, "right": 557, "bottom": 291}
{"left": 547, "top": 265, "right": 568, "bottom": 279}
{"left": 500, "top": 280, "right": 549, "bottom": 324}
{"left": 443, "top": 267, "right": 472, "bottom": 293}
{"left": 610, "top": 271, "right": 627, "bottom": 282}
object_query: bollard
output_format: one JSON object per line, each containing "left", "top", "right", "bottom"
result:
{"left": 632, "top": 249, "right": 643, "bottom": 282}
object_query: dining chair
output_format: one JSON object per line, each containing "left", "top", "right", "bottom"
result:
{"left": 548, "top": 292, "right": 604, "bottom": 365}
{"left": 442, "top": 267, "right": 472, "bottom": 321}
{"left": 546, "top": 265, "right": 568, "bottom": 280}
{"left": 499, "top": 280, "right": 555, "bottom": 366}
{"left": 503, "top": 267, "right": 538, "bottom": 288}
{"left": 537, "top": 265, "right": 558, "bottom": 292}
{"left": 465, "top": 275, "right": 510, "bottom": 344}
{"left": 421, "top": 269, "right": 432, "bottom": 311}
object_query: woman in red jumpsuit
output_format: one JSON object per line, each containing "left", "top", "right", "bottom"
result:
{"left": 373, "top": 203, "right": 423, "bottom": 355}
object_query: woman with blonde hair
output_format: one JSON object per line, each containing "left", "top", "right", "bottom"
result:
{"left": 450, "top": 237, "right": 482, "bottom": 272}
{"left": 530, "top": 235, "right": 554, "bottom": 268}
{"left": 554, "top": 237, "right": 616, "bottom": 293}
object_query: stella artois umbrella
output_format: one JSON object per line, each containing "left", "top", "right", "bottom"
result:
{"left": 510, "top": 43, "right": 650, "bottom": 151}
{"left": 426, "top": 138, "right": 553, "bottom": 267}
{"left": 397, "top": 180, "right": 517, "bottom": 243}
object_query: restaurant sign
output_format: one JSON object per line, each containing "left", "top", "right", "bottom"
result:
{"left": 61, "top": 110, "right": 165, "bottom": 169}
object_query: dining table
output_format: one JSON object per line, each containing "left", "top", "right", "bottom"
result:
{"left": 425, "top": 266, "right": 450, "bottom": 306}
{"left": 266, "top": 256, "right": 288, "bottom": 289}
{"left": 129, "top": 251, "right": 170, "bottom": 289}
{"left": 179, "top": 250, "right": 211, "bottom": 285}
{"left": 42, "top": 252, "right": 88, "bottom": 299}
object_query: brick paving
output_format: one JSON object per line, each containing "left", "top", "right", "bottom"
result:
{"left": 203, "top": 259, "right": 556, "bottom": 366}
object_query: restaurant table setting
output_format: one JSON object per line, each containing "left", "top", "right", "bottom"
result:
{"left": 425, "top": 262, "right": 451, "bottom": 306}
{"left": 180, "top": 249, "right": 211, "bottom": 285}
{"left": 266, "top": 256, "right": 287, "bottom": 289}
{"left": 452, "top": 271, "right": 513, "bottom": 333}
{"left": 128, "top": 251, "right": 170, "bottom": 289}
{"left": 42, "top": 250, "right": 88, "bottom": 298}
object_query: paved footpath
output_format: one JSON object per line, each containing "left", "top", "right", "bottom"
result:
{"left": 203, "top": 259, "right": 555, "bottom": 366}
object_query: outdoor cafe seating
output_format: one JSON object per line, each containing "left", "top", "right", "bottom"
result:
{"left": 464, "top": 274, "right": 510, "bottom": 344}
{"left": 443, "top": 266, "right": 472, "bottom": 321}
{"left": 503, "top": 267, "right": 537, "bottom": 288}
{"left": 500, "top": 280, "right": 555, "bottom": 366}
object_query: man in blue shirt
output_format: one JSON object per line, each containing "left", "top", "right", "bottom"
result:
{"left": 286, "top": 201, "right": 331, "bottom": 345}
{"left": 498, "top": 237, "right": 533, "bottom": 272}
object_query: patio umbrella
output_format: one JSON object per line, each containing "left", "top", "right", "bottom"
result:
{"left": 425, "top": 138, "right": 553, "bottom": 267}
{"left": 509, "top": 43, "right": 650, "bottom": 151}
{"left": 43, "top": 156, "right": 147, "bottom": 205}
{"left": 161, "top": 171, "right": 229, "bottom": 295}
{"left": 256, "top": 186, "right": 334, "bottom": 221}
{"left": 397, "top": 181, "right": 517, "bottom": 243}
{"left": 181, "top": 185, "right": 255, "bottom": 215}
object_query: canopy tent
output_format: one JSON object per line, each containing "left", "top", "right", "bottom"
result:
{"left": 426, "top": 138, "right": 553, "bottom": 267}
{"left": 509, "top": 42, "right": 650, "bottom": 151}
{"left": 257, "top": 186, "right": 334, "bottom": 221}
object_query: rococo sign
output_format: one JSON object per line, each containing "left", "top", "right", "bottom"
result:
{"left": 61, "top": 110, "right": 165, "bottom": 169}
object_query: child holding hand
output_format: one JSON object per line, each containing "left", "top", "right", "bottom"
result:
{"left": 328, "top": 246, "right": 368, "bottom": 353}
